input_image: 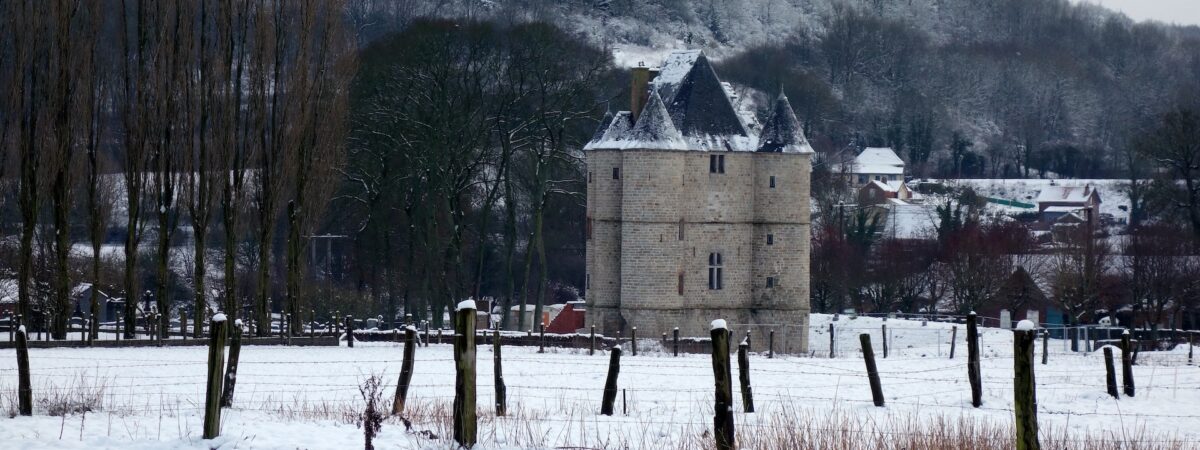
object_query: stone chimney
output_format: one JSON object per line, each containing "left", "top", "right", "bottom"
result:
{"left": 629, "top": 62, "right": 658, "bottom": 123}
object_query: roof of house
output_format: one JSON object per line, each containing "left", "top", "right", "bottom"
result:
{"left": 852, "top": 147, "right": 905, "bottom": 174}
{"left": 587, "top": 50, "right": 810, "bottom": 153}
{"left": 1042, "top": 206, "right": 1083, "bottom": 213}
{"left": 1035, "top": 184, "right": 1100, "bottom": 204}
{"left": 878, "top": 203, "right": 938, "bottom": 240}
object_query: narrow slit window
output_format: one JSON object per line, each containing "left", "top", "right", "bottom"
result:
{"left": 677, "top": 220, "right": 685, "bottom": 240}
{"left": 769, "top": 175, "right": 776, "bottom": 188}
{"left": 588, "top": 172, "right": 593, "bottom": 183}
{"left": 766, "top": 277, "right": 775, "bottom": 288}
{"left": 718, "top": 155, "right": 725, "bottom": 173}
{"left": 613, "top": 167, "right": 620, "bottom": 179}
{"left": 767, "top": 234, "right": 774, "bottom": 245}
{"left": 586, "top": 218, "right": 593, "bottom": 240}
{"left": 677, "top": 272, "right": 684, "bottom": 296}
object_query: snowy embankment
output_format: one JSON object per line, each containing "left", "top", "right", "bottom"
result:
{"left": 1, "top": 314, "right": 1197, "bottom": 449}
{"left": 937, "top": 179, "right": 1130, "bottom": 222}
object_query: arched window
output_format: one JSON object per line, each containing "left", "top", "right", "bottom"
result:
{"left": 708, "top": 252, "right": 723, "bottom": 290}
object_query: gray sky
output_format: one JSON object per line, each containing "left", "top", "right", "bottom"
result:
{"left": 1074, "top": 0, "right": 1200, "bottom": 26}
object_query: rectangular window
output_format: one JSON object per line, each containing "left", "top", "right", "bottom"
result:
{"left": 612, "top": 167, "right": 620, "bottom": 179}
{"left": 767, "top": 234, "right": 774, "bottom": 245}
{"left": 586, "top": 274, "right": 591, "bottom": 289}
{"left": 769, "top": 175, "right": 776, "bottom": 188}
{"left": 586, "top": 218, "right": 593, "bottom": 240}
{"left": 766, "top": 277, "right": 775, "bottom": 288}
{"left": 708, "top": 252, "right": 724, "bottom": 290}
{"left": 588, "top": 172, "right": 593, "bottom": 183}
{"left": 859, "top": 175, "right": 867, "bottom": 184}
{"left": 677, "top": 221, "right": 685, "bottom": 240}
{"left": 677, "top": 272, "right": 684, "bottom": 295}
{"left": 709, "top": 155, "right": 726, "bottom": 174}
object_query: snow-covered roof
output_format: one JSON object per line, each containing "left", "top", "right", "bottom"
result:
{"left": 589, "top": 50, "right": 804, "bottom": 153}
{"left": 1042, "top": 206, "right": 1083, "bottom": 213}
{"left": 1035, "top": 185, "right": 1100, "bottom": 204}
{"left": 849, "top": 148, "right": 905, "bottom": 175}
{"left": 879, "top": 203, "right": 937, "bottom": 240}
{"left": 866, "top": 180, "right": 903, "bottom": 193}
{"left": 757, "top": 93, "right": 814, "bottom": 154}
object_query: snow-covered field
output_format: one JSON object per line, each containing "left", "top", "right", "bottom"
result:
{"left": 1, "top": 315, "right": 1197, "bottom": 449}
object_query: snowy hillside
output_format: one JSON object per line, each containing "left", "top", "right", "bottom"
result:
{"left": 1, "top": 314, "right": 1196, "bottom": 449}
{"left": 938, "top": 179, "right": 1131, "bottom": 223}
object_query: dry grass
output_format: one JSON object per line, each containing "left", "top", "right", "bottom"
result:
{"left": 2, "top": 378, "right": 1193, "bottom": 449}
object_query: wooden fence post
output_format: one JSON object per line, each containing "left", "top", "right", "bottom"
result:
{"left": 737, "top": 341, "right": 754, "bottom": 413}
{"left": 745, "top": 330, "right": 752, "bottom": 352}
{"left": 15, "top": 325, "right": 32, "bottom": 416}
{"left": 493, "top": 328, "right": 507, "bottom": 416}
{"left": 452, "top": 300, "right": 477, "bottom": 448}
{"left": 1187, "top": 332, "right": 1193, "bottom": 365}
{"left": 881, "top": 324, "right": 888, "bottom": 358}
{"left": 768, "top": 330, "right": 775, "bottom": 359}
{"left": 538, "top": 324, "right": 545, "bottom": 354}
{"left": 180, "top": 311, "right": 187, "bottom": 341}
{"left": 1042, "top": 329, "right": 1049, "bottom": 365}
{"left": 203, "top": 315, "right": 229, "bottom": 439}
{"left": 220, "top": 320, "right": 242, "bottom": 408}
{"left": 345, "top": 315, "right": 354, "bottom": 348}
{"left": 590, "top": 325, "right": 596, "bottom": 356}
{"left": 334, "top": 310, "right": 340, "bottom": 337}
{"left": 1103, "top": 347, "right": 1118, "bottom": 399}
{"left": 601, "top": 346, "right": 622, "bottom": 416}
{"left": 967, "top": 312, "right": 982, "bottom": 408}
{"left": 829, "top": 323, "right": 835, "bottom": 358}
{"left": 949, "top": 326, "right": 957, "bottom": 359}
{"left": 1121, "top": 330, "right": 1135, "bottom": 397}
{"left": 859, "top": 333, "right": 885, "bottom": 407}
{"left": 710, "top": 320, "right": 735, "bottom": 450}
{"left": 392, "top": 327, "right": 417, "bottom": 414}
{"left": 1013, "top": 320, "right": 1040, "bottom": 450}
{"left": 673, "top": 327, "right": 679, "bottom": 357}
{"left": 631, "top": 327, "right": 637, "bottom": 356}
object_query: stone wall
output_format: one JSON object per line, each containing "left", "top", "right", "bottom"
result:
{"left": 585, "top": 148, "right": 812, "bottom": 353}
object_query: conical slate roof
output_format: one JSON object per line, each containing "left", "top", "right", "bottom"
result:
{"left": 665, "top": 54, "right": 749, "bottom": 140}
{"left": 624, "top": 91, "right": 685, "bottom": 149}
{"left": 588, "top": 111, "right": 614, "bottom": 143}
{"left": 584, "top": 111, "right": 633, "bottom": 151}
{"left": 757, "top": 93, "right": 814, "bottom": 154}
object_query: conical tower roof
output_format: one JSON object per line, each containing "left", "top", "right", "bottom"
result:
{"left": 623, "top": 90, "right": 685, "bottom": 149}
{"left": 758, "top": 92, "right": 813, "bottom": 154}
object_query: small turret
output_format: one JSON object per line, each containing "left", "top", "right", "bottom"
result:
{"left": 757, "top": 92, "right": 814, "bottom": 154}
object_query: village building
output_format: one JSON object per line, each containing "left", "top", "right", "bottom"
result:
{"left": 583, "top": 50, "right": 812, "bottom": 352}
{"left": 837, "top": 147, "right": 905, "bottom": 186}
{"left": 1036, "top": 184, "right": 1101, "bottom": 217}
{"left": 857, "top": 180, "right": 919, "bottom": 205}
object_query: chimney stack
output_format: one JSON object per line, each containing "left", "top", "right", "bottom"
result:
{"left": 629, "top": 62, "right": 658, "bottom": 123}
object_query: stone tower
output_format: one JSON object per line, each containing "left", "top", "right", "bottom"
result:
{"left": 584, "top": 51, "right": 812, "bottom": 353}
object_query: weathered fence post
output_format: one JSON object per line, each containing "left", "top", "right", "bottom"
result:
{"left": 829, "top": 323, "right": 835, "bottom": 358}
{"left": 203, "top": 315, "right": 229, "bottom": 439}
{"left": 673, "top": 327, "right": 680, "bottom": 357}
{"left": 710, "top": 320, "right": 735, "bottom": 450}
{"left": 539, "top": 324, "right": 546, "bottom": 353}
{"left": 310, "top": 309, "right": 315, "bottom": 339}
{"left": 881, "top": 324, "right": 888, "bottom": 358}
{"left": 860, "top": 333, "right": 885, "bottom": 407}
{"left": 1042, "top": 329, "right": 1049, "bottom": 365}
{"left": 452, "top": 300, "right": 477, "bottom": 448}
{"left": 345, "top": 315, "right": 354, "bottom": 348}
{"left": 334, "top": 310, "right": 341, "bottom": 337}
{"left": 15, "top": 325, "right": 32, "bottom": 416}
{"left": 1013, "top": 320, "right": 1040, "bottom": 450}
{"left": 1103, "top": 347, "right": 1118, "bottom": 399}
{"left": 601, "top": 346, "right": 622, "bottom": 415}
{"left": 392, "top": 326, "right": 417, "bottom": 414}
{"left": 180, "top": 311, "right": 187, "bottom": 341}
{"left": 737, "top": 341, "right": 754, "bottom": 413}
{"left": 1121, "top": 330, "right": 1135, "bottom": 397}
{"left": 745, "top": 330, "right": 752, "bottom": 352}
{"left": 631, "top": 327, "right": 637, "bottom": 356}
{"left": 1187, "top": 332, "right": 1193, "bottom": 365}
{"left": 949, "top": 326, "right": 957, "bottom": 359}
{"left": 768, "top": 330, "right": 775, "bottom": 359}
{"left": 967, "top": 312, "right": 983, "bottom": 407}
{"left": 220, "top": 320, "right": 243, "bottom": 408}
{"left": 493, "top": 328, "right": 507, "bottom": 416}
{"left": 590, "top": 325, "right": 596, "bottom": 356}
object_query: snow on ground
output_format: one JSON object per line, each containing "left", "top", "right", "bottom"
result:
{"left": 937, "top": 179, "right": 1130, "bottom": 223}
{"left": 1, "top": 315, "right": 1198, "bottom": 449}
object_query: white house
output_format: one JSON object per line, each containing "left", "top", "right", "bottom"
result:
{"left": 838, "top": 147, "right": 905, "bottom": 186}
